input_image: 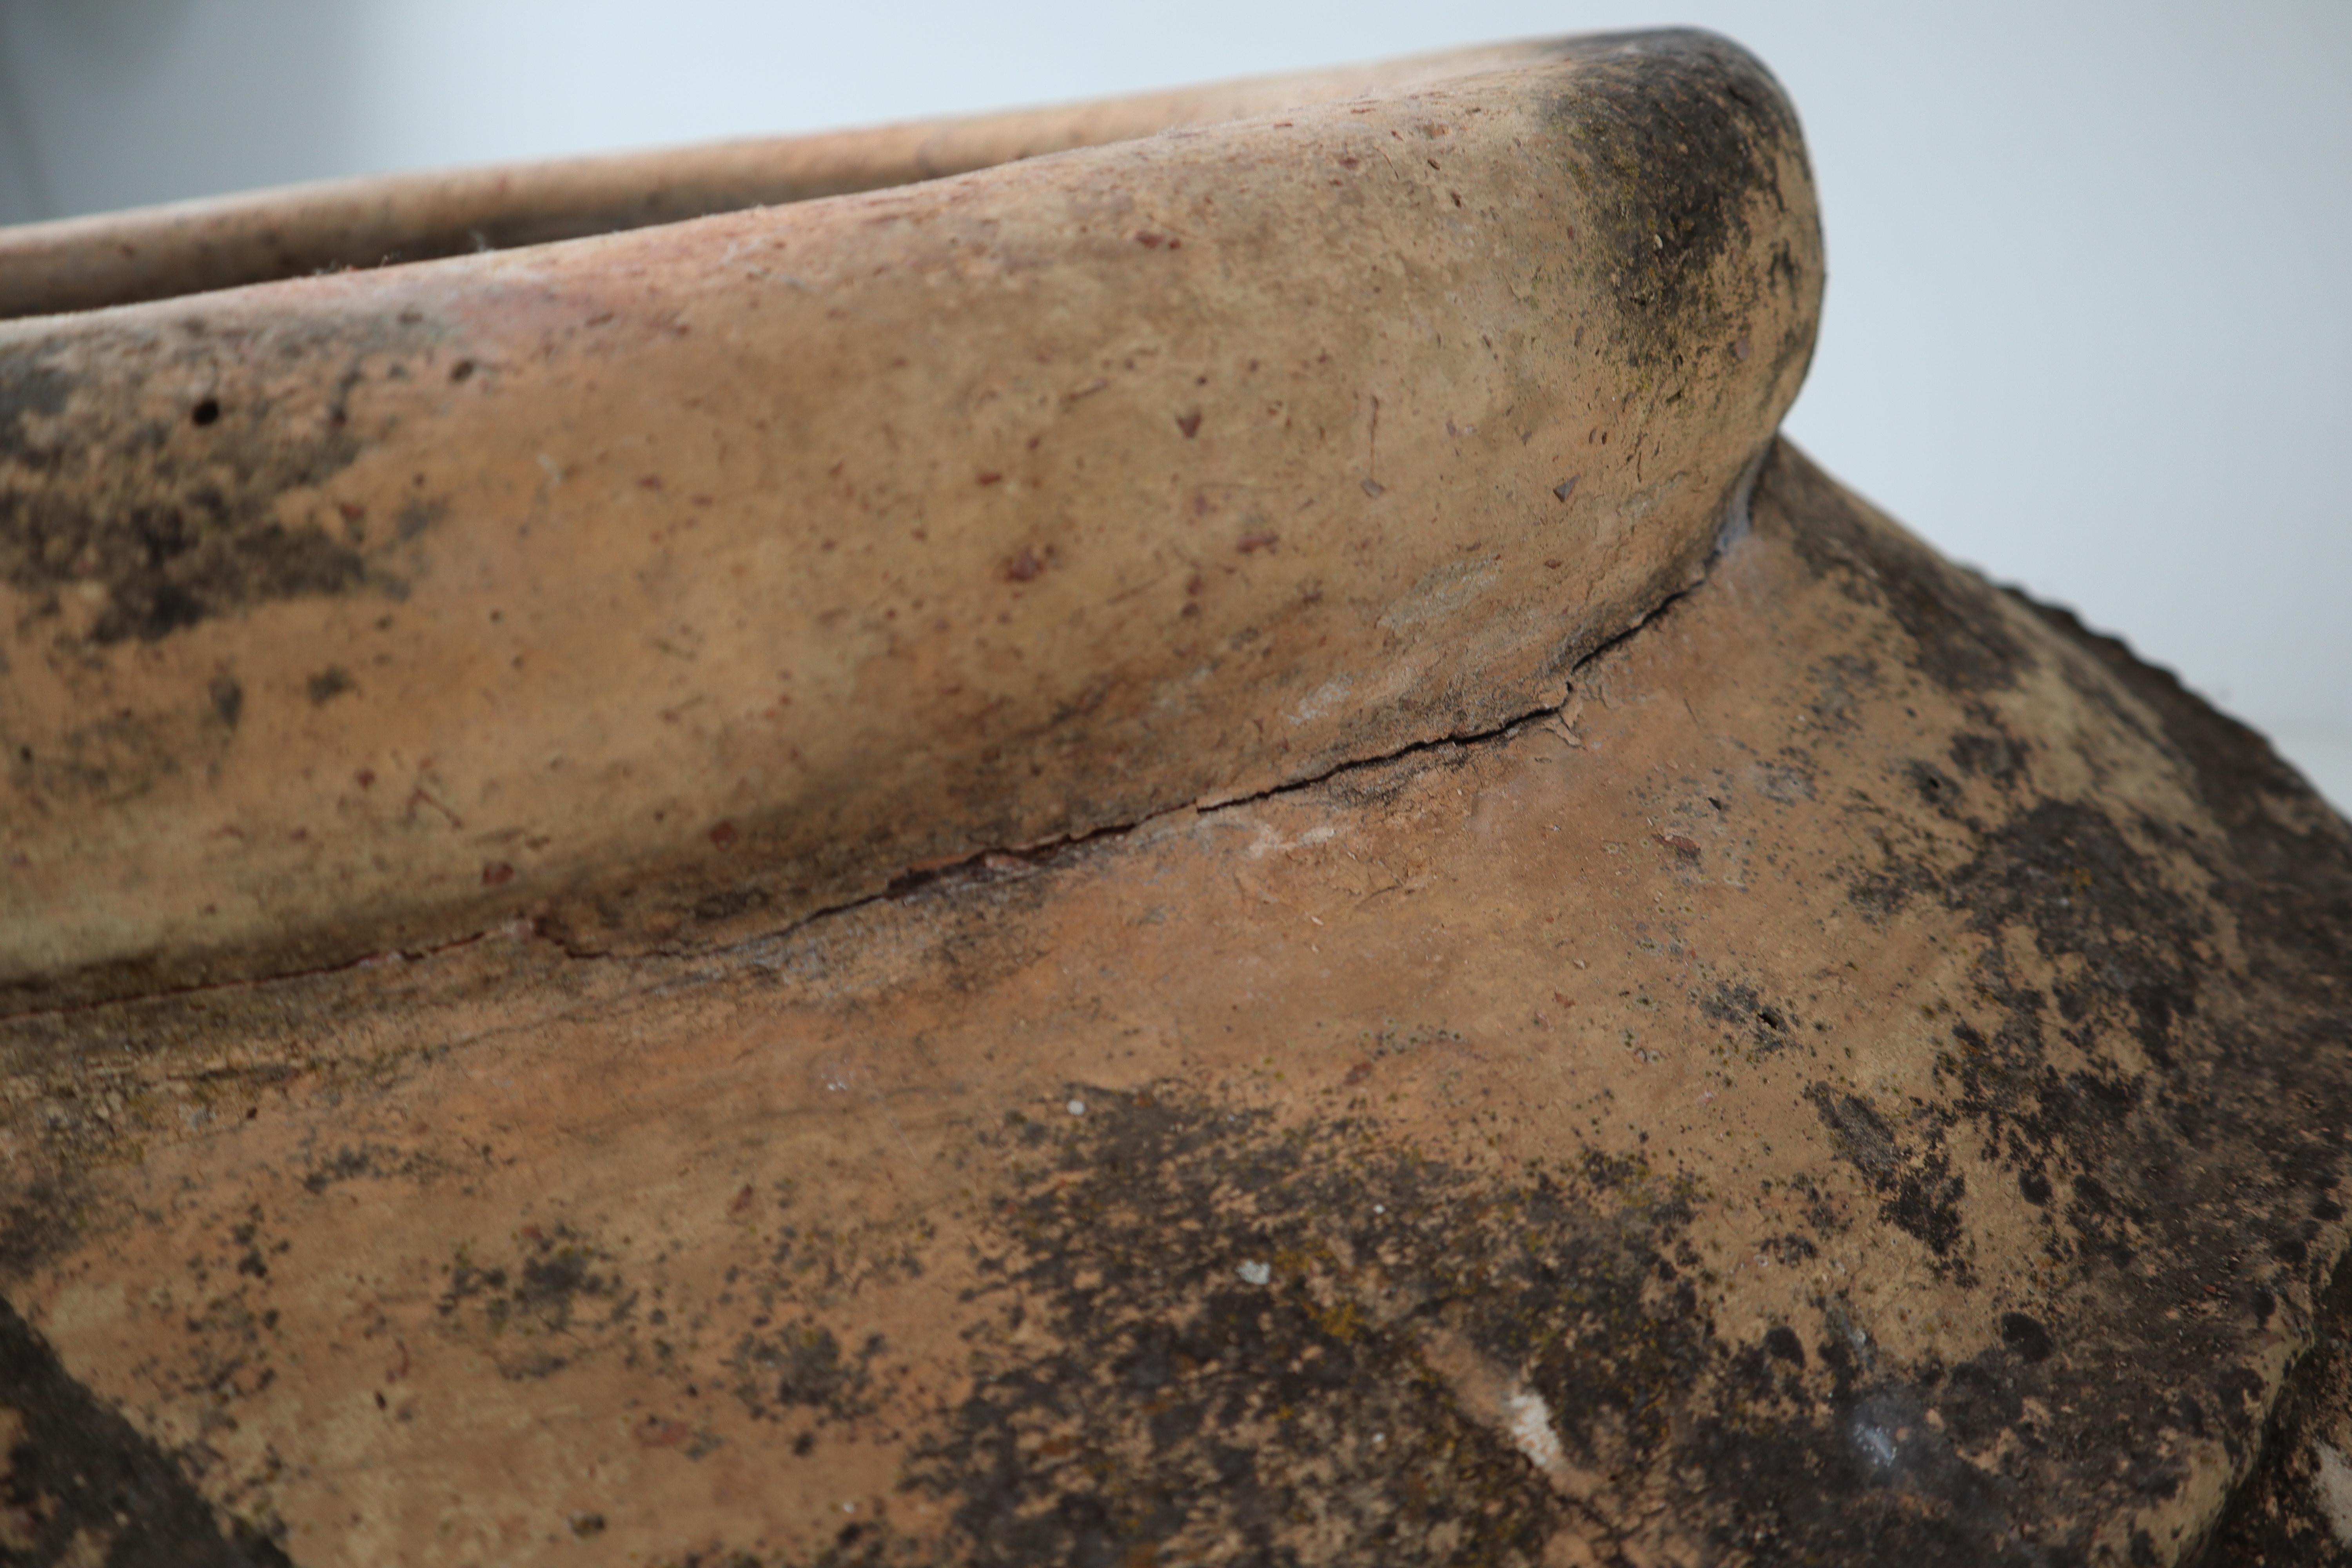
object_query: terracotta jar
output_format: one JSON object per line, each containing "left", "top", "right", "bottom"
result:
{"left": 2, "top": 29, "right": 2348, "bottom": 1567}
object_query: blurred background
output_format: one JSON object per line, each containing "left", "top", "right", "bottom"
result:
{"left": 2, "top": 0, "right": 2345, "bottom": 809}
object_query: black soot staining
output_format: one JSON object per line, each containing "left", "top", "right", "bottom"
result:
{"left": 2013, "top": 589, "right": 2352, "bottom": 989}
{"left": 1684, "top": 1361, "right": 2032, "bottom": 1568}
{"left": 1550, "top": 29, "right": 1809, "bottom": 367}
{"left": 921, "top": 1085, "right": 2202, "bottom": 1566}
{"left": 1998, "top": 1312, "right": 2054, "bottom": 1364}
{"left": 907, "top": 1085, "right": 1700, "bottom": 1565}
{"left": 1754, "top": 437, "right": 2352, "bottom": 1556}
{"left": 0, "top": 1295, "right": 293, "bottom": 1565}
{"left": 0, "top": 316, "right": 441, "bottom": 645}
{"left": 2194, "top": 1247, "right": 2352, "bottom": 1566}
{"left": 1946, "top": 798, "right": 2207, "bottom": 1080}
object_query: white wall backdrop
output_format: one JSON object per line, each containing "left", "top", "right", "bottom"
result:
{"left": 4, "top": 0, "right": 2347, "bottom": 808}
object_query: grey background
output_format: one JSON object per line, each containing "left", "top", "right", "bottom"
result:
{"left": 3, "top": 0, "right": 2345, "bottom": 808}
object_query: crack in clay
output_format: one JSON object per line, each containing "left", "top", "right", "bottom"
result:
{"left": 2, "top": 479, "right": 1741, "bottom": 1022}
{"left": 660, "top": 569, "right": 1712, "bottom": 968}
{"left": 575, "top": 454, "right": 1754, "bottom": 972}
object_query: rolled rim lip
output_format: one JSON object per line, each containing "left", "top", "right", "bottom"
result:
{"left": 0, "top": 33, "right": 1697, "bottom": 324}
{"left": 0, "top": 28, "right": 1823, "bottom": 1009}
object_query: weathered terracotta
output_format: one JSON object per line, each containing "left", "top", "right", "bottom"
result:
{"left": 4, "top": 28, "right": 2350, "bottom": 1568}
{"left": 0, "top": 39, "right": 1607, "bottom": 324}
{"left": 0, "top": 31, "right": 1818, "bottom": 1013}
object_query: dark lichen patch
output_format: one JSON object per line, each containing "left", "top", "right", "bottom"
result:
{"left": 0, "top": 1174, "right": 87, "bottom": 1285}
{"left": 0, "top": 356, "right": 70, "bottom": 463}
{"left": 438, "top": 1223, "right": 631, "bottom": 1375}
{"left": 415, "top": 1185, "right": 931, "bottom": 1412}
{"left": 0, "top": 1044, "right": 166, "bottom": 1280}
{"left": 908, "top": 1085, "right": 1715, "bottom": 1564}
{"left": 298, "top": 1142, "right": 438, "bottom": 1194}
{"left": 0, "top": 1293, "right": 292, "bottom": 1565}
{"left": 1845, "top": 849, "right": 1945, "bottom": 925}
{"left": 0, "top": 423, "right": 371, "bottom": 644}
{"left": 1700, "top": 981, "right": 1801, "bottom": 1055}
{"left": 731, "top": 1321, "right": 886, "bottom": 1425}
{"left": 1809, "top": 1088, "right": 1901, "bottom": 1183}
{"left": 208, "top": 673, "right": 244, "bottom": 729}
{"left": 1906, "top": 758, "right": 1964, "bottom": 816}
{"left": 165, "top": 1276, "right": 297, "bottom": 1487}
{"left": 304, "top": 665, "right": 355, "bottom": 704}
{"left": 1751, "top": 753, "right": 1817, "bottom": 804}
{"left": 1807, "top": 653, "right": 1881, "bottom": 733}
{"left": 301, "top": 1145, "right": 380, "bottom": 1194}
{"left": 1548, "top": 29, "right": 1808, "bottom": 366}
{"left": 4, "top": 692, "right": 249, "bottom": 808}
{"left": 1806, "top": 1085, "right": 1971, "bottom": 1278}
{"left": 1949, "top": 724, "right": 2028, "bottom": 791}
{"left": 0, "top": 314, "right": 441, "bottom": 644}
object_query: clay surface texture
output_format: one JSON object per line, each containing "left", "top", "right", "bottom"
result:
{"left": 3, "top": 28, "right": 2350, "bottom": 1568}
